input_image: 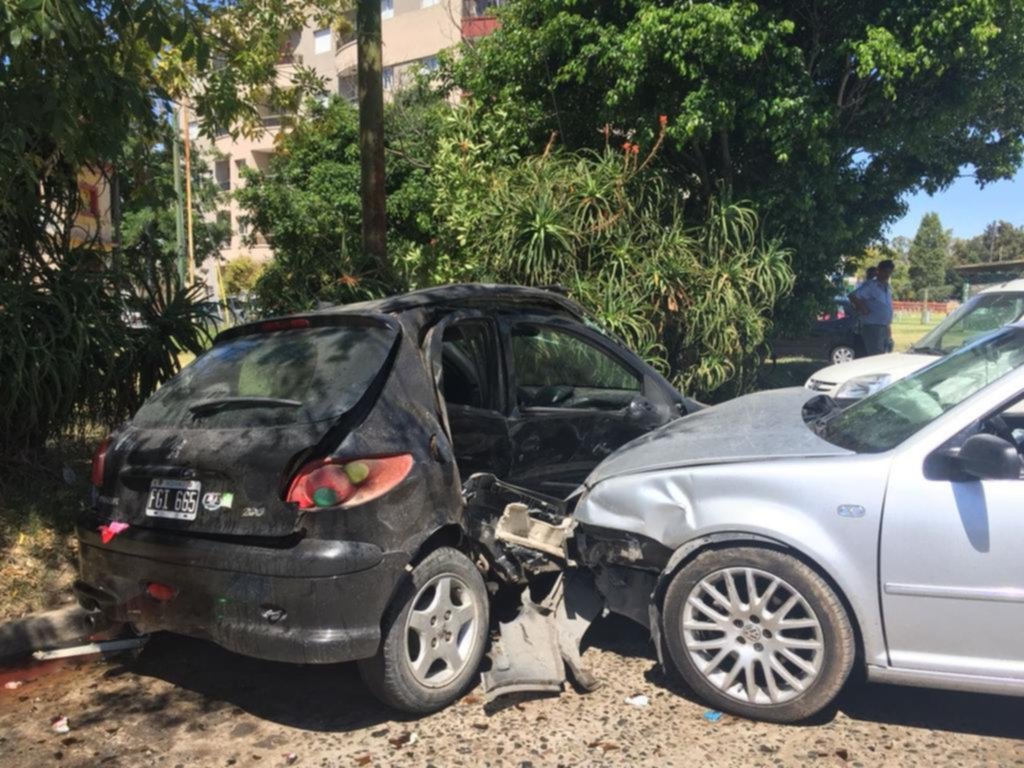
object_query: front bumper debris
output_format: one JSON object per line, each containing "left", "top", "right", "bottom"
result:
{"left": 481, "top": 570, "right": 604, "bottom": 701}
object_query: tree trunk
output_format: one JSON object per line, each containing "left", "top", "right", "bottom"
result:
{"left": 357, "top": 0, "right": 387, "bottom": 268}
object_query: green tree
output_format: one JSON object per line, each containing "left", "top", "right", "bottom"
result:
{"left": 223, "top": 255, "right": 265, "bottom": 296}
{"left": 909, "top": 213, "right": 951, "bottom": 299}
{"left": 448, "top": 0, "right": 1024, "bottom": 319}
{"left": 236, "top": 90, "right": 445, "bottom": 314}
{"left": 430, "top": 107, "right": 794, "bottom": 396}
{"left": 953, "top": 221, "right": 1024, "bottom": 265}
{"left": 0, "top": 0, "right": 347, "bottom": 453}
{"left": 120, "top": 126, "right": 229, "bottom": 275}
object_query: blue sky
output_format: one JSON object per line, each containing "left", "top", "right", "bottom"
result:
{"left": 886, "top": 167, "right": 1024, "bottom": 241}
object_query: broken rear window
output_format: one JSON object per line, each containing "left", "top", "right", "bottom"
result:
{"left": 133, "top": 322, "right": 397, "bottom": 429}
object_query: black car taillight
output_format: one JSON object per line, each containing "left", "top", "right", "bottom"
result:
{"left": 286, "top": 455, "right": 413, "bottom": 510}
{"left": 91, "top": 436, "right": 113, "bottom": 488}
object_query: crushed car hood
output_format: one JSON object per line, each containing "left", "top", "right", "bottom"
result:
{"left": 584, "top": 387, "right": 851, "bottom": 486}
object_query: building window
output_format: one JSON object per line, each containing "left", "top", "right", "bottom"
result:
{"left": 234, "top": 158, "right": 248, "bottom": 186}
{"left": 78, "top": 183, "right": 101, "bottom": 218}
{"left": 338, "top": 74, "right": 358, "bottom": 103}
{"left": 381, "top": 0, "right": 394, "bottom": 19}
{"left": 313, "top": 28, "right": 331, "bottom": 54}
{"left": 216, "top": 210, "right": 232, "bottom": 239}
{"left": 420, "top": 56, "right": 439, "bottom": 73}
{"left": 382, "top": 66, "right": 395, "bottom": 91}
{"left": 472, "top": 0, "right": 503, "bottom": 15}
{"left": 214, "top": 159, "right": 231, "bottom": 191}
{"left": 188, "top": 120, "right": 200, "bottom": 140}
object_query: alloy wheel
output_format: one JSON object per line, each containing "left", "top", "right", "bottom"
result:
{"left": 681, "top": 567, "right": 824, "bottom": 705}
{"left": 404, "top": 573, "right": 480, "bottom": 688}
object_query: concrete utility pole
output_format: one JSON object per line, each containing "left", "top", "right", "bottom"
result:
{"left": 357, "top": 0, "right": 387, "bottom": 267}
{"left": 182, "top": 97, "right": 196, "bottom": 285}
{"left": 171, "top": 107, "right": 187, "bottom": 283}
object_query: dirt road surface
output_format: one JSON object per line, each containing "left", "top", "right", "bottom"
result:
{"left": 1, "top": 617, "right": 1022, "bottom": 768}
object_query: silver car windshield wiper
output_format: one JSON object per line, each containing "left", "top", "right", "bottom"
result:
{"left": 188, "top": 397, "right": 303, "bottom": 415}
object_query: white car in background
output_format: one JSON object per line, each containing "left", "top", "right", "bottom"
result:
{"left": 807, "top": 279, "right": 1024, "bottom": 405}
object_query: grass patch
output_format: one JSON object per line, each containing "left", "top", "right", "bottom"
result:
{"left": 891, "top": 312, "right": 946, "bottom": 352}
{"left": 0, "top": 437, "right": 96, "bottom": 621}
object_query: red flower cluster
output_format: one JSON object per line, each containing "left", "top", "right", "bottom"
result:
{"left": 659, "top": 114, "right": 668, "bottom": 127}
{"left": 622, "top": 142, "right": 640, "bottom": 155}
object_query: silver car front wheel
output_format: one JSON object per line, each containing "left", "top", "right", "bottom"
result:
{"left": 662, "top": 547, "right": 855, "bottom": 723}
{"left": 681, "top": 567, "right": 824, "bottom": 705}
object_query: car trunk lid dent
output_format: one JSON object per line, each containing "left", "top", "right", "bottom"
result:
{"left": 583, "top": 387, "right": 852, "bottom": 487}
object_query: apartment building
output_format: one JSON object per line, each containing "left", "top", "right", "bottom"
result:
{"left": 193, "top": 0, "right": 500, "bottom": 293}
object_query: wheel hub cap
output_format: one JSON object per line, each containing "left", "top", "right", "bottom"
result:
{"left": 681, "top": 566, "right": 824, "bottom": 705}
{"left": 404, "top": 574, "right": 479, "bottom": 689}
{"left": 742, "top": 624, "right": 762, "bottom": 643}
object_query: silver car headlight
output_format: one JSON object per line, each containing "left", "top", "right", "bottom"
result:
{"left": 835, "top": 373, "right": 892, "bottom": 401}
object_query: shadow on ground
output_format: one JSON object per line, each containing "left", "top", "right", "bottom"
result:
{"left": 69, "top": 616, "right": 1024, "bottom": 742}
{"left": 118, "top": 633, "right": 399, "bottom": 733}
{"left": 587, "top": 612, "right": 1024, "bottom": 741}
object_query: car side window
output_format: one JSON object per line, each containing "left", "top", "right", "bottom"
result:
{"left": 441, "top": 322, "right": 497, "bottom": 410}
{"left": 511, "top": 324, "right": 640, "bottom": 410}
{"left": 936, "top": 295, "right": 1024, "bottom": 352}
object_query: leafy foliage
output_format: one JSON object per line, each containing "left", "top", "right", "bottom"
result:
{"left": 909, "top": 213, "right": 952, "bottom": 299}
{"left": 953, "top": 221, "right": 1024, "bottom": 265}
{"left": 430, "top": 110, "right": 794, "bottom": 396}
{"left": 0, "top": 0, "right": 345, "bottom": 453}
{"left": 223, "top": 255, "right": 265, "bottom": 296}
{"left": 237, "top": 91, "right": 445, "bottom": 314}
{"left": 448, "top": 0, "right": 1024, "bottom": 322}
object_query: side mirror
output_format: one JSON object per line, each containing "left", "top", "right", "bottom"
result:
{"left": 929, "top": 434, "right": 1021, "bottom": 481}
{"left": 626, "top": 395, "right": 659, "bottom": 424}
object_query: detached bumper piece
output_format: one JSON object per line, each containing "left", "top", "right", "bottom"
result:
{"left": 481, "top": 569, "right": 604, "bottom": 701}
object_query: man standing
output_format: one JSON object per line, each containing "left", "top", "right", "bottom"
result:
{"left": 850, "top": 259, "right": 895, "bottom": 356}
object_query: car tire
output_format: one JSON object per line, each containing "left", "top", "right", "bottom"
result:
{"left": 358, "top": 547, "right": 489, "bottom": 713}
{"left": 829, "top": 345, "right": 857, "bottom": 365}
{"left": 661, "top": 547, "right": 855, "bottom": 723}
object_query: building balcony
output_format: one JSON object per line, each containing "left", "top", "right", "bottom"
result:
{"left": 461, "top": 15, "right": 499, "bottom": 39}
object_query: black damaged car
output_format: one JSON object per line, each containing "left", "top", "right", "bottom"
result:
{"left": 78, "top": 284, "right": 690, "bottom": 712}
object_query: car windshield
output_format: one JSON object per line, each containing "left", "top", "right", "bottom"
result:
{"left": 819, "top": 326, "right": 1024, "bottom": 453}
{"left": 134, "top": 322, "right": 397, "bottom": 429}
{"left": 911, "top": 292, "right": 1024, "bottom": 355}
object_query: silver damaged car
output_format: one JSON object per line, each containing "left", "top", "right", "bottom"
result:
{"left": 568, "top": 323, "right": 1024, "bottom": 722}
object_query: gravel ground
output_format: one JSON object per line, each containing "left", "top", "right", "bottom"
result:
{"left": 1, "top": 617, "right": 1022, "bottom": 768}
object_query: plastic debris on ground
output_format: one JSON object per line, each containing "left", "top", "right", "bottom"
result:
{"left": 703, "top": 710, "right": 723, "bottom": 722}
{"left": 283, "top": 753, "right": 298, "bottom": 765}
{"left": 388, "top": 731, "right": 418, "bottom": 748}
{"left": 4, "top": 680, "right": 25, "bottom": 690}
{"left": 624, "top": 694, "right": 649, "bottom": 708}
{"left": 51, "top": 716, "right": 71, "bottom": 734}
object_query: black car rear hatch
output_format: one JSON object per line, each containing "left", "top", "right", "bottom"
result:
{"left": 99, "top": 315, "right": 400, "bottom": 538}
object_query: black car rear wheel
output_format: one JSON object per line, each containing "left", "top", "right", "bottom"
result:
{"left": 829, "top": 345, "right": 856, "bottom": 365}
{"left": 661, "top": 547, "right": 855, "bottom": 723}
{"left": 359, "top": 547, "right": 488, "bottom": 713}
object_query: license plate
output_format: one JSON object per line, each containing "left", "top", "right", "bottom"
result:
{"left": 145, "top": 479, "right": 202, "bottom": 520}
